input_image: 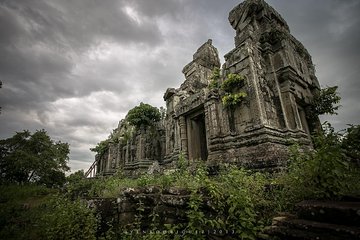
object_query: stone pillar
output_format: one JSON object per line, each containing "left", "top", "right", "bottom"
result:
{"left": 281, "top": 87, "right": 301, "bottom": 130}
{"left": 246, "top": 42, "right": 266, "bottom": 127}
{"left": 179, "top": 116, "right": 188, "bottom": 159}
{"left": 205, "top": 95, "right": 221, "bottom": 137}
{"left": 267, "top": 50, "right": 290, "bottom": 129}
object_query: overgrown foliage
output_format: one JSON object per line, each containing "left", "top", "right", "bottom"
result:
{"left": 2, "top": 121, "right": 359, "bottom": 239}
{"left": 40, "top": 196, "right": 98, "bottom": 240}
{"left": 126, "top": 102, "right": 161, "bottom": 129}
{"left": 0, "top": 184, "right": 97, "bottom": 240}
{"left": 66, "top": 158, "right": 273, "bottom": 239}
{"left": 221, "top": 73, "right": 247, "bottom": 108}
{"left": 90, "top": 138, "right": 111, "bottom": 156}
{"left": 91, "top": 102, "right": 160, "bottom": 155}
{"left": 342, "top": 124, "right": 360, "bottom": 165}
{"left": 221, "top": 73, "right": 246, "bottom": 93}
{"left": 209, "top": 68, "right": 247, "bottom": 107}
{"left": 222, "top": 92, "right": 248, "bottom": 108}
{"left": 277, "top": 122, "right": 360, "bottom": 208}
{"left": 0, "top": 130, "right": 70, "bottom": 187}
{"left": 309, "top": 86, "right": 341, "bottom": 119}
{"left": 209, "top": 67, "right": 221, "bottom": 89}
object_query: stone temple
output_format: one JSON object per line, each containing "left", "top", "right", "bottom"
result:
{"left": 86, "top": 0, "right": 321, "bottom": 177}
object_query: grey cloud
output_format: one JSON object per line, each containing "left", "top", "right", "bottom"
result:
{"left": 0, "top": 0, "right": 166, "bottom": 109}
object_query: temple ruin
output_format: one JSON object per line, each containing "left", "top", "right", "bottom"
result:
{"left": 86, "top": 0, "right": 320, "bottom": 177}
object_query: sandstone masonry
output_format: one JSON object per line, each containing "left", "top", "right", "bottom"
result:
{"left": 87, "top": 0, "right": 320, "bottom": 177}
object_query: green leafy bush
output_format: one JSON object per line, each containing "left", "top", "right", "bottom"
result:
{"left": 222, "top": 92, "right": 247, "bottom": 108}
{"left": 277, "top": 123, "right": 360, "bottom": 207}
{"left": 40, "top": 196, "right": 98, "bottom": 240}
{"left": 219, "top": 73, "right": 247, "bottom": 109}
{"left": 90, "top": 139, "right": 111, "bottom": 156}
{"left": 209, "top": 67, "right": 221, "bottom": 89}
{"left": 221, "top": 73, "right": 245, "bottom": 93}
{"left": 341, "top": 124, "right": 360, "bottom": 165}
{"left": 126, "top": 102, "right": 161, "bottom": 129}
{"left": 0, "top": 184, "right": 56, "bottom": 239}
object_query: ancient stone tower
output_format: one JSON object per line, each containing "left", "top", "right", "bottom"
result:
{"left": 87, "top": 0, "right": 320, "bottom": 177}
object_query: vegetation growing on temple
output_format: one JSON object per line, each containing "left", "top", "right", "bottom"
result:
{"left": 308, "top": 86, "right": 341, "bottom": 118}
{"left": 126, "top": 102, "right": 161, "bottom": 129}
{"left": 90, "top": 102, "right": 161, "bottom": 156}
{"left": 209, "top": 68, "right": 248, "bottom": 108}
{"left": 221, "top": 73, "right": 247, "bottom": 108}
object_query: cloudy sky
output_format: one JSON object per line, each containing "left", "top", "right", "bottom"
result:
{"left": 1, "top": 0, "right": 359, "bottom": 173}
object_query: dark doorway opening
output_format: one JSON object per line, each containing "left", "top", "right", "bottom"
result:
{"left": 187, "top": 111, "right": 208, "bottom": 161}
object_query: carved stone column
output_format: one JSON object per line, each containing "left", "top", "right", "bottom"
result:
{"left": 179, "top": 116, "right": 188, "bottom": 159}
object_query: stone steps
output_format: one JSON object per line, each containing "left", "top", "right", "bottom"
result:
{"left": 268, "top": 215, "right": 360, "bottom": 239}
{"left": 296, "top": 200, "right": 360, "bottom": 227}
{"left": 267, "top": 199, "right": 360, "bottom": 240}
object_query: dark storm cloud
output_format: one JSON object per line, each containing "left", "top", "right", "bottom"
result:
{"left": 1, "top": 0, "right": 359, "bottom": 172}
{"left": 0, "top": 0, "right": 164, "bottom": 106}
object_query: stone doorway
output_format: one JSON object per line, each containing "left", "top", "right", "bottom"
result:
{"left": 186, "top": 110, "right": 208, "bottom": 161}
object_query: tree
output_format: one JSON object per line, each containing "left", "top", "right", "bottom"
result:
{"left": 0, "top": 129, "right": 70, "bottom": 187}
{"left": 342, "top": 124, "right": 360, "bottom": 166}
{"left": 126, "top": 102, "right": 161, "bottom": 129}
{"left": 309, "top": 86, "right": 341, "bottom": 118}
{"left": 90, "top": 138, "right": 111, "bottom": 156}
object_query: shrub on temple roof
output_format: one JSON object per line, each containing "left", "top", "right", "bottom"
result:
{"left": 126, "top": 102, "right": 161, "bottom": 129}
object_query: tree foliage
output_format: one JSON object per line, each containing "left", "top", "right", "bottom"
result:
{"left": 278, "top": 123, "right": 360, "bottom": 206}
{"left": 311, "top": 86, "right": 341, "bottom": 117}
{"left": 90, "top": 139, "right": 111, "bottom": 156}
{"left": 90, "top": 102, "right": 160, "bottom": 155}
{"left": 0, "top": 129, "right": 70, "bottom": 187}
{"left": 126, "top": 102, "right": 161, "bottom": 129}
{"left": 40, "top": 196, "right": 97, "bottom": 240}
{"left": 341, "top": 124, "right": 360, "bottom": 166}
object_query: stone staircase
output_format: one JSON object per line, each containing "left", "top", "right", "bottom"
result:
{"left": 266, "top": 199, "right": 360, "bottom": 240}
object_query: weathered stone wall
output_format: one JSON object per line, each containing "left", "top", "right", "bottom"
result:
{"left": 87, "top": 187, "right": 200, "bottom": 230}
{"left": 96, "top": 122, "right": 166, "bottom": 176}
{"left": 206, "top": 0, "right": 319, "bottom": 168}
{"left": 163, "top": 39, "right": 221, "bottom": 163}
